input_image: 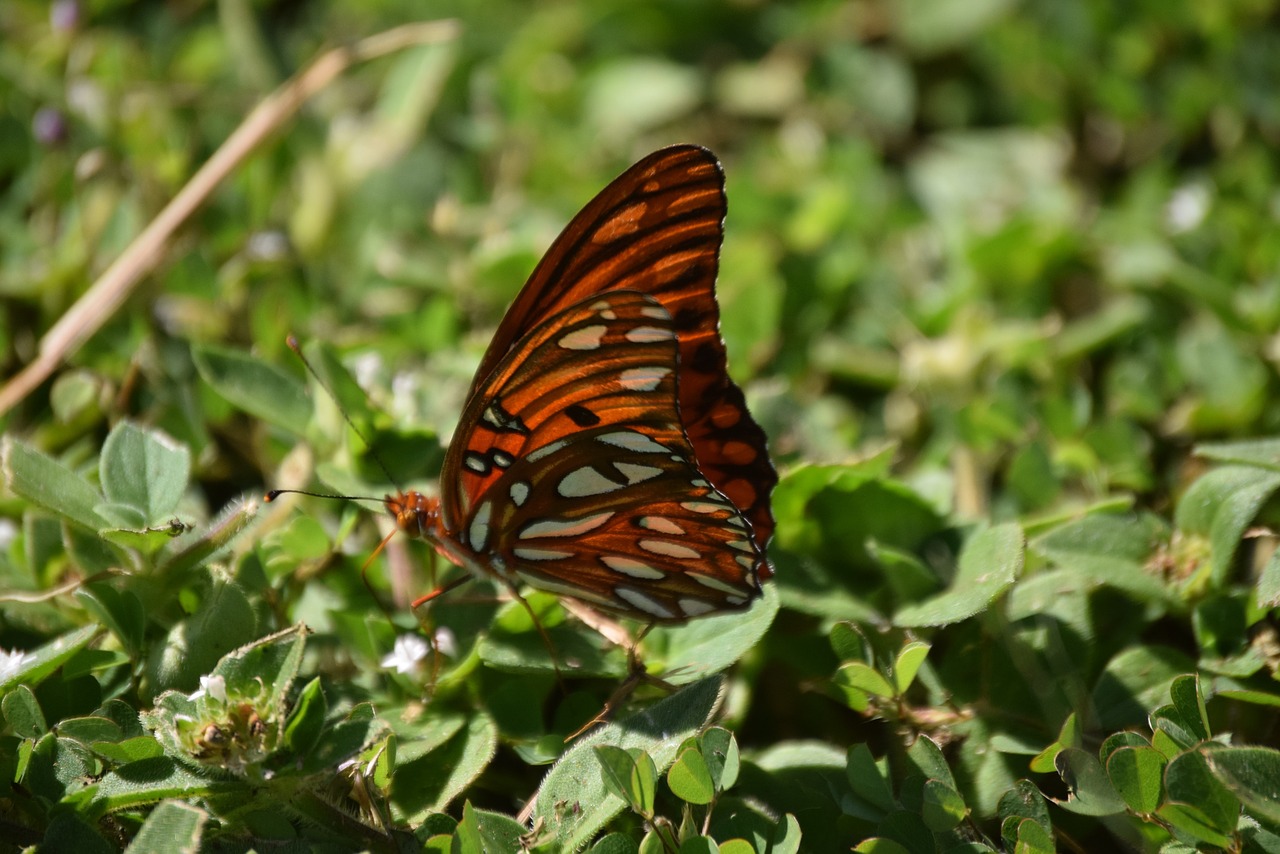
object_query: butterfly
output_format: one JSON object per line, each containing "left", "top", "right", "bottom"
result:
{"left": 385, "top": 145, "right": 776, "bottom": 623}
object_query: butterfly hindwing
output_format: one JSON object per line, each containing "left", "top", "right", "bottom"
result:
{"left": 441, "top": 290, "right": 764, "bottom": 621}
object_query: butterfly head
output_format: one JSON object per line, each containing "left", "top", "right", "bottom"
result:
{"left": 385, "top": 489, "right": 442, "bottom": 540}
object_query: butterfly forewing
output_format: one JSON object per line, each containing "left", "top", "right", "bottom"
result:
{"left": 469, "top": 146, "right": 776, "bottom": 551}
{"left": 441, "top": 291, "right": 764, "bottom": 621}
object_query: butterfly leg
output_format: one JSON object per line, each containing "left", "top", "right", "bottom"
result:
{"left": 565, "top": 623, "right": 678, "bottom": 740}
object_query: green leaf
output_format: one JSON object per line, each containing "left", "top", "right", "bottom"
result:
{"left": 125, "top": 800, "right": 208, "bottom": 854}
{"left": 1150, "top": 705, "right": 1202, "bottom": 752}
{"left": 698, "top": 727, "right": 738, "bottom": 792}
{"left": 1168, "top": 674, "right": 1210, "bottom": 742}
{"left": 668, "top": 745, "right": 715, "bottom": 806}
{"left": 533, "top": 677, "right": 725, "bottom": 850}
{"left": 597, "top": 745, "right": 657, "bottom": 817}
{"left": 478, "top": 619, "right": 627, "bottom": 678}
{"left": 282, "top": 677, "right": 327, "bottom": 758}
{"left": 769, "top": 814, "right": 802, "bottom": 854}
{"left": 1092, "top": 645, "right": 1194, "bottom": 729}
{"left": 1006, "top": 816, "right": 1055, "bottom": 854}
{"left": 996, "top": 780, "right": 1052, "bottom": 839}
{"left": 853, "top": 840, "right": 911, "bottom": 854}
{"left": 1099, "top": 730, "right": 1151, "bottom": 765}
{"left": 1, "top": 436, "right": 111, "bottom": 531}
{"left": 2, "top": 684, "right": 47, "bottom": 738}
{"left": 876, "top": 809, "right": 935, "bottom": 852}
{"left": 92, "top": 736, "right": 165, "bottom": 764}
{"left": 392, "top": 714, "right": 498, "bottom": 822}
{"left": 1105, "top": 745, "right": 1165, "bottom": 814}
{"left": 159, "top": 498, "right": 259, "bottom": 579}
{"left": 1257, "top": 545, "right": 1280, "bottom": 608}
{"left": 1194, "top": 438, "right": 1280, "bottom": 469}
{"left": 74, "top": 756, "right": 242, "bottom": 817}
{"left": 99, "top": 421, "right": 190, "bottom": 524}
{"left": 452, "top": 801, "right": 526, "bottom": 854}
{"left": 892, "top": 642, "right": 931, "bottom": 694}
{"left": 1175, "top": 465, "right": 1280, "bottom": 587}
{"left": 847, "top": 743, "right": 896, "bottom": 815}
{"left": 829, "top": 622, "right": 868, "bottom": 662}
{"left": 1156, "top": 802, "right": 1235, "bottom": 850}
{"left": 75, "top": 582, "right": 145, "bottom": 655}
{"left": 1053, "top": 748, "right": 1127, "bottom": 816}
{"left": 192, "top": 343, "right": 312, "bottom": 435}
{"left": 675, "top": 836, "right": 718, "bottom": 854}
{"left": 920, "top": 779, "right": 967, "bottom": 831}
{"left": 834, "top": 662, "right": 895, "bottom": 699}
{"left": 148, "top": 582, "right": 260, "bottom": 695}
{"left": 1164, "top": 750, "right": 1239, "bottom": 834}
{"left": 866, "top": 540, "right": 941, "bottom": 602}
{"left": 649, "top": 583, "right": 779, "bottom": 684}
{"left": 906, "top": 735, "right": 955, "bottom": 789}
{"left": 54, "top": 715, "right": 123, "bottom": 746}
{"left": 0, "top": 624, "right": 101, "bottom": 694}
{"left": 1202, "top": 744, "right": 1280, "bottom": 824}
{"left": 895, "top": 522, "right": 1023, "bottom": 627}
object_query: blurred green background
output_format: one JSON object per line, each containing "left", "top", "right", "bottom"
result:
{"left": 4, "top": 0, "right": 1280, "bottom": 850}
{"left": 6, "top": 0, "right": 1278, "bottom": 487}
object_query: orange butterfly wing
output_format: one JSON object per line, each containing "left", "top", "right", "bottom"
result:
{"left": 439, "top": 291, "right": 764, "bottom": 621}
{"left": 463, "top": 145, "right": 776, "bottom": 555}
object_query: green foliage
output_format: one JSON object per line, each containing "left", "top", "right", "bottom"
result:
{"left": 5, "top": 0, "right": 1280, "bottom": 851}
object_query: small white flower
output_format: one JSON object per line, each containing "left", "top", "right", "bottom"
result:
{"left": 1166, "top": 182, "right": 1211, "bottom": 233}
{"left": 381, "top": 634, "right": 431, "bottom": 675}
{"left": 431, "top": 627, "right": 457, "bottom": 659}
{"left": 350, "top": 351, "right": 384, "bottom": 392}
{"left": 189, "top": 675, "right": 227, "bottom": 704}
{"left": 0, "top": 519, "right": 17, "bottom": 551}
{"left": 0, "top": 648, "right": 32, "bottom": 682}
{"left": 245, "top": 230, "right": 290, "bottom": 261}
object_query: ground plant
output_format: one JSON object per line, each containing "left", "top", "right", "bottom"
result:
{"left": 2, "top": 2, "right": 1280, "bottom": 851}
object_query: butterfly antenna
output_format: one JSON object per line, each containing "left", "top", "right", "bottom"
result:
{"left": 284, "top": 334, "right": 401, "bottom": 489}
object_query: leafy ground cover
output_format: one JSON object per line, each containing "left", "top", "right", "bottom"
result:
{"left": 3, "top": 1, "right": 1280, "bottom": 851}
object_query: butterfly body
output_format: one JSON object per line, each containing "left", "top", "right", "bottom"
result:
{"left": 388, "top": 146, "right": 775, "bottom": 622}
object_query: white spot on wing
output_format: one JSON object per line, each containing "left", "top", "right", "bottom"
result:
{"left": 639, "top": 517, "right": 686, "bottom": 535}
{"left": 558, "top": 467, "right": 624, "bottom": 498}
{"left": 640, "top": 306, "right": 669, "bottom": 320}
{"left": 689, "top": 573, "right": 749, "bottom": 596}
{"left": 615, "top": 586, "right": 677, "bottom": 619}
{"left": 638, "top": 540, "right": 701, "bottom": 560}
{"left": 509, "top": 482, "right": 530, "bottom": 506}
{"left": 517, "top": 571, "right": 614, "bottom": 607}
{"left": 521, "top": 512, "right": 614, "bottom": 539}
{"left": 625, "top": 326, "right": 675, "bottom": 344}
{"left": 681, "top": 501, "right": 725, "bottom": 515}
{"left": 526, "top": 438, "right": 569, "bottom": 463}
{"left": 513, "top": 547, "right": 573, "bottom": 561}
{"left": 469, "top": 501, "right": 492, "bottom": 552}
{"left": 598, "top": 431, "right": 668, "bottom": 454}
{"left": 601, "top": 556, "right": 666, "bottom": 579}
{"left": 615, "top": 462, "right": 663, "bottom": 485}
{"left": 559, "top": 324, "right": 608, "bottom": 351}
{"left": 618, "top": 367, "right": 670, "bottom": 391}
{"left": 679, "top": 598, "right": 717, "bottom": 617}
{"left": 464, "top": 454, "right": 488, "bottom": 474}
